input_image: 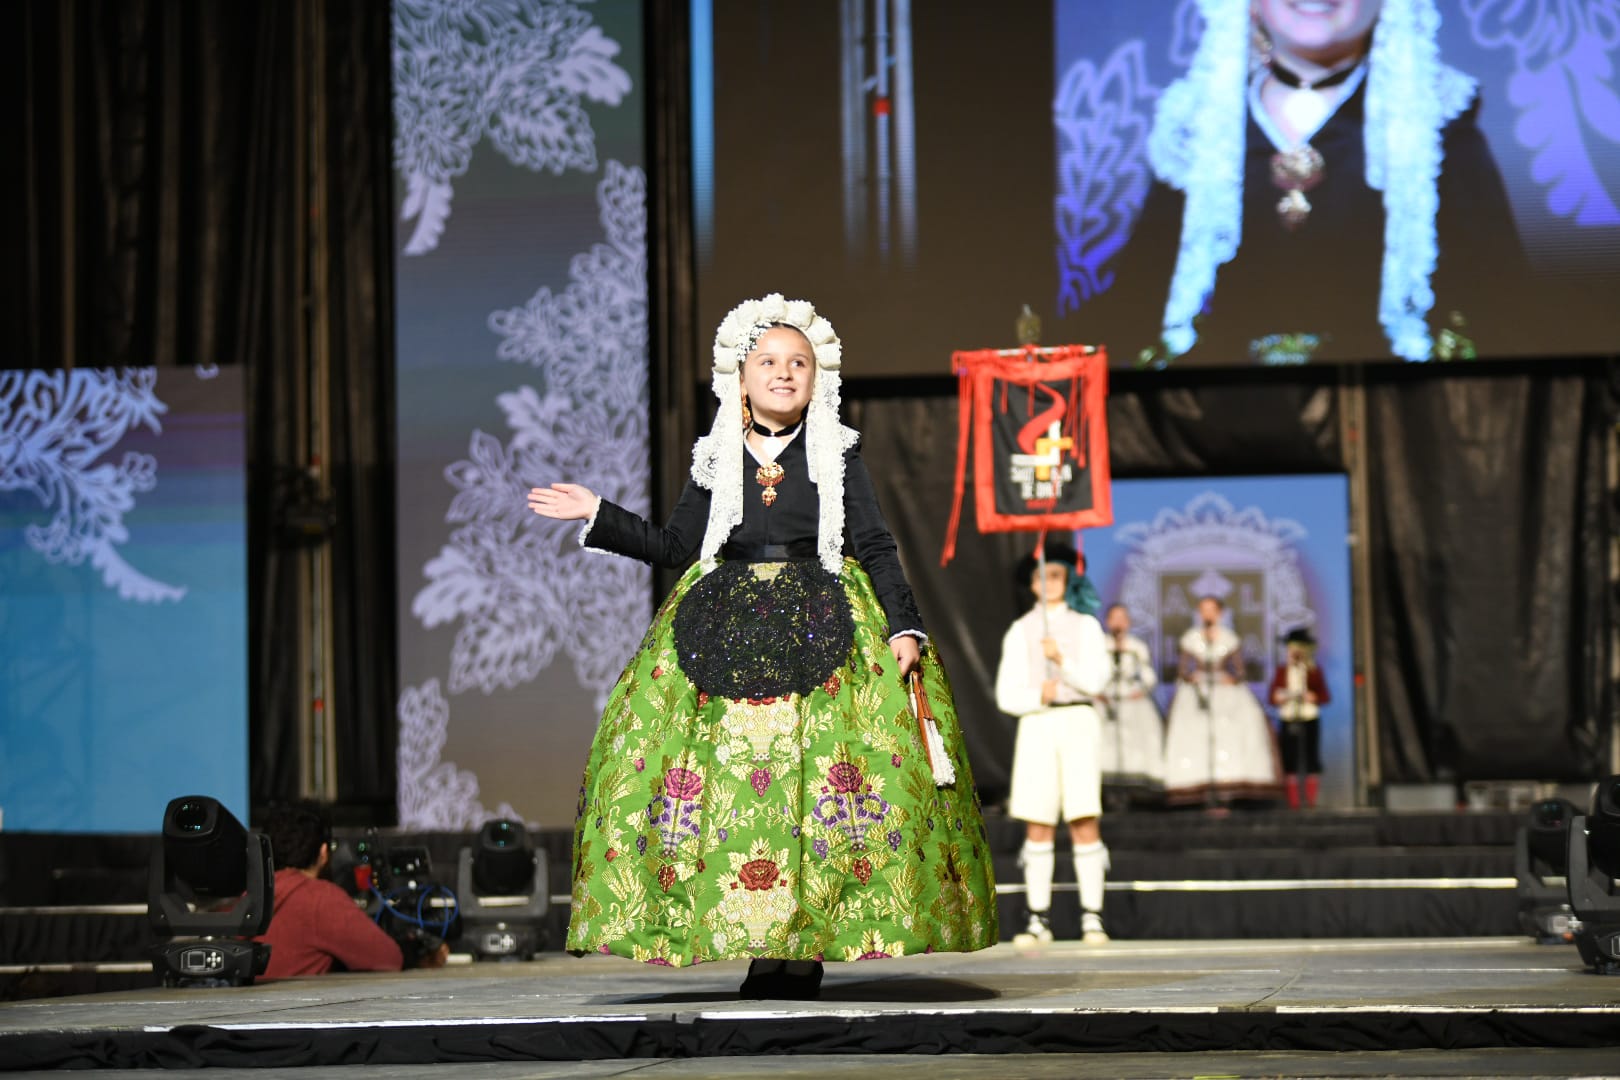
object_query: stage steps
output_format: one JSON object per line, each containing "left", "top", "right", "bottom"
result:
{"left": 988, "top": 809, "right": 1518, "bottom": 941}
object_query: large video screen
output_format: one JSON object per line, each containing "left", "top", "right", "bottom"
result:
{"left": 695, "top": 1, "right": 1620, "bottom": 373}
{"left": 0, "top": 367, "right": 247, "bottom": 832}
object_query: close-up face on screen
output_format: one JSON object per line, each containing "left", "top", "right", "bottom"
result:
{"left": 695, "top": 0, "right": 1620, "bottom": 373}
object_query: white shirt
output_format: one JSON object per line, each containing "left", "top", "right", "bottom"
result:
{"left": 995, "top": 604, "right": 1110, "bottom": 718}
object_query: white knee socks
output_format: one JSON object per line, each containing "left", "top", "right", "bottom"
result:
{"left": 1073, "top": 841, "right": 1109, "bottom": 914}
{"left": 1020, "top": 840, "right": 1056, "bottom": 912}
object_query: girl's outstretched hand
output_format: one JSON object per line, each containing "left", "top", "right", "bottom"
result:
{"left": 527, "top": 483, "right": 598, "bottom": 521}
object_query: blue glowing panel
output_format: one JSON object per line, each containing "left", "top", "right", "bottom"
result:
{"left": 1081, "top": 475, "right": 1355, "bottom": 806}
{"left": 0, "top": 367, "right": 248, "bottom": 832}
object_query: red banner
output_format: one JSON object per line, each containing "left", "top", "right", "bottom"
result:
{"left": 941, "top": 345, "right": 1112, "bottom": 565}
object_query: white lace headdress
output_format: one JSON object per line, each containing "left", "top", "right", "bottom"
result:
{"left": 690, "top": 293, "right": 859, "bottom": 575}
{"left": 1147, "top": 0, "right": 1477, "bottom": 361}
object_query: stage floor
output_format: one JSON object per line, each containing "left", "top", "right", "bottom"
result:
{"left": 3, "top": 938, "right": 1618, "bottom": 1070}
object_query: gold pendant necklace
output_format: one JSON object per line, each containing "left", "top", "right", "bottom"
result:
{"left": 1270, "top": 144, "right": 1325, "bottom": 231}
{"left": 755, "top": 461, "right": 785, "bottom": 506}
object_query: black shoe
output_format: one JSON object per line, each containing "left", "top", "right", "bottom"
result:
{"left": 738, "top": 958, "right": 824, "bottom": 999}
{"left": 739, "top": 958, "right": 784, "bottom": 997}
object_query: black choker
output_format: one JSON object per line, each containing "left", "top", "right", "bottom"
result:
{"left": 750, "top": 418, "right": 803, "bottom": 439}
{"left": 1269, "top": 57, "right": 1361, "bottom": 91}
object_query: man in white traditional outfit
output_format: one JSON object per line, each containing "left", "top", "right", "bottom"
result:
{"left": 1163, "top": 595, "right": 1283, "bottom": 806}
{"left": 995, "top": 543, "right": 1112, "bottom": 944}
{"left": 1100, "top": 603, "right": 1167, "bottom": 801}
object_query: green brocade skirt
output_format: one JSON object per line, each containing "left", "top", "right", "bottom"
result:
{"left": 565, "top": 557, "right": 999, "bottom": 966}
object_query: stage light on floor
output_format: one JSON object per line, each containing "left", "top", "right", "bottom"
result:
{"left": 457, "top": 818, "right": 549, "bottom": 961}
{"left": 147, "top": 795, "right": 274, "bottom": 987}
{"left": 1516, "top": 797, "right": 1580, "bottom": 943}
{"left": 1570, "top": 775, "right": 1620, "bottom": 974}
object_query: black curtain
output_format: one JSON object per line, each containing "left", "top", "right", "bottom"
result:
{"left": 301, "top": 1, "right": 399, "bottom": 818}
{"left": 6, "top": 0, "right": 398, "bottom": 820}
{"left": 9, "top": 1, "right": 297, "bottom": 371}
{"left": 1365, "top": 366, "right": 1614, "bottom": 783}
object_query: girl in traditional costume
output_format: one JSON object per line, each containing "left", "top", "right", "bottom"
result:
{"left": 1099, "top": 603, "right": 1166, "bottom": 800}
{"left": 527, "top": 294, "right": 997, "bottom": 998}
{"left": 1162, "top": 595, "right": 1283, "bottom": 805}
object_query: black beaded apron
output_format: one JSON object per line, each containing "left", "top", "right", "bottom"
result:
{"left": 671, "top": 558, "right": 855, "bottom": 699}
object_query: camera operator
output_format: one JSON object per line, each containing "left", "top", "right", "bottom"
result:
{"left": 256, "top": 802, "right": 448, "bottom": 977}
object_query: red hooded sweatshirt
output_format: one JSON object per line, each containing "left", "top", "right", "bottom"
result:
{"left": 255, "top": 868, "right": 403, "bottom": 977}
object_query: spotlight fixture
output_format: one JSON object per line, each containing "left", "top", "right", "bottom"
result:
{"left": 147, "top": 796, "right": 275, "bottom": 987}
{"left": 456, "top": 818, "right": 549, "bottom": 961}
{"left": 1514, "top": 797, "right": 1579, "bottom": 943}
{"left": 1569, "top": 776, "right": 1620, "bottom": 974}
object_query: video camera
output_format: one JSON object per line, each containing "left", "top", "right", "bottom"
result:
{"left": 336, "top": 831, "right": 459, "bottom": 967}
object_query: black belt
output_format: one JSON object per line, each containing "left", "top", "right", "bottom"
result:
{"left": 720, "top": 540, "right": 819, "bottom": 560}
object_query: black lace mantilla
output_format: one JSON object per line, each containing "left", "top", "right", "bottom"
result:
{"left": 672, "top": 560, "right": 855, "bottom": 699}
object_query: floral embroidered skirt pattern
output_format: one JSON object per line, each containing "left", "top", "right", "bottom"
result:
{"left": 565, "top": 558, "right": 999, "bottom": 966}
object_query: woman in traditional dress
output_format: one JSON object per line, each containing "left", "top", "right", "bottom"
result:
{"left": 1094, "top": 0, "right": 1532, "bottom": 366}
{"left": 1162, "top": 595, "right": 1282, "bottom": 805}
{"left": 527, "top": 294, "right": 997, "bottom": 998}
{"left": 1099, "top": 603, "right": 1166, "bottom": 801}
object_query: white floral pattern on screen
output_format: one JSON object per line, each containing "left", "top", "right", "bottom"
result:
{"left": 392, "top": 0, "right": 633, "bottom": 256}
{"left": 409, "top": 162, "right": 650, "bottom": 705}
{"left": 0, "top": 369, "right": 186, "bottom": 604}
{"left": 1462, "top": 0, "right": 1620, "bottom": 226}
{"left": 397, "top": 679, "right": 521, "bottom": 830}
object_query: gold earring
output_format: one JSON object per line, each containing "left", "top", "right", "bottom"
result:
{"left": 1251, "top": 19, "right": 1273, "bottom": 68}
{"left": 741, "top": 395, "right": 753, "bottom": 430}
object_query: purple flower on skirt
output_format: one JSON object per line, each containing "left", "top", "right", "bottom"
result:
{"left": 791, "top": 826, "right": 801, "bottom": 838}
{"left": 636, "top": 834, "right": 648, "bottom": 856}
{"left": 717, "top": 827, "right": 729, "bottom": 842}
{"left": 887, "top": 829, "right": 902, "bottom": 852}
{"left": 813, "top": 837, "right": 829, "bottom": 859}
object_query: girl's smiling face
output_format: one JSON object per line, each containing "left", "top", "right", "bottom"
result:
{"left": 742, "top": 326, "right": 815, "bottom": 428}
{"left": 1256, "top": 0, "right": 1382, "bottom": 65}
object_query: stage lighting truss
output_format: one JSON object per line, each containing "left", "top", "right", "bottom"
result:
{"left": 146, "top": 795, "right": 275, "bottom": 987}
{"left": 1515, "top": 798, "right": 1581, "bottom": 944}
{"left": 1569, "top": 776, "right": 1620, "bottom": 975}
{"left": 457, "top": 819, "right": 550, "bottom": 962}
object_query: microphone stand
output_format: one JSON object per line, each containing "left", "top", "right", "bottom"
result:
{"left": 1108, "top": 641, "right": 1125, "bottom": 788}
{"left": 1201, "top": 635, "right": 1219, "bottom": 810}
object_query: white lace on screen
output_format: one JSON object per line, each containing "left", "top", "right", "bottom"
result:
{"left": 1148, "top": 0, "right": 1476, "bottom": 362}
{"left": 692, "top": 294, "right": 857, "bottom": 577}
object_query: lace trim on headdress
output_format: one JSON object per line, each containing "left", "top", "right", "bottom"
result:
{"left": 1148, "top": 0, "right": 1473, "bottom": 362}
{"left": 693, "top": 293, "right": 854, "bottom": 576}
{"left": 1147, "top": 0, "right": 1250, "bottom": 358}
{"left": 1363, "top": 0, "right": 1477, "bottom": 361}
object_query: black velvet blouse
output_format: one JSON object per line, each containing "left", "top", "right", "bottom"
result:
{"left": 582, "top": 433, "right": 926, "bottom": 638}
